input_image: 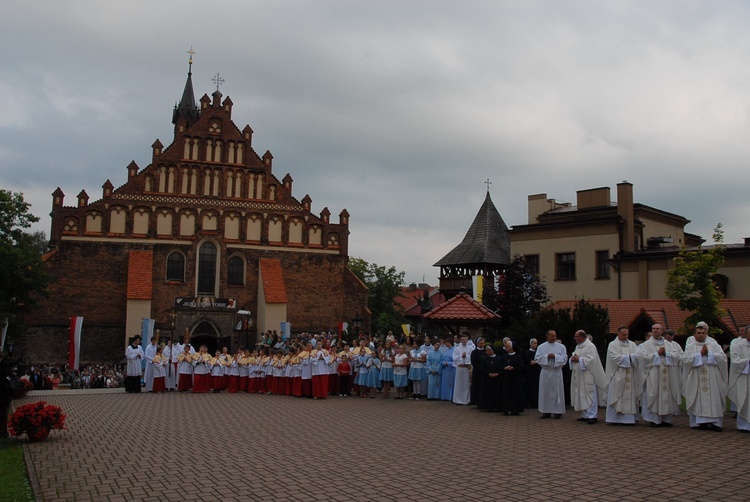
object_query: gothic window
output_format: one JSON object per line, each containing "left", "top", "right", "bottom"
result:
{"left": 246, "top": 216, "right": 261, "bottom": 242}
{"left": 268, "top": 217, "right": 282, "bottom": 243}
{"left": 181, "top": 169, "right": 189, "bottom": 194}
{"left": 133, "top": 209, "right": 149, "bottom": 235}
{"left": 224, "top": 214, "right": 239, "bottom": 240}
{"left": 64, "top": 218, "right": 78, "bottom": 234}
{"left": 309, "top": 226, "right": 322, "bottom": 246}
{"left": 197, "top": 241, "right": 217, "bottom": 295}
{"left": 289, "top": 219, "right": 303, "bottom": 244}
{"left": 157, "top": 211, "right": 172, "bottom": 236}
{"left": 109, "top": 208, "right": 126, "bottom": 234}
{"left": 166, "top": 252, "right": 185, "bottom": 282}
{"left": 180, "top": 213, "right": 195, "bottom": 236}
{"left": 202, "top": 213, "right": 217, "bottom": 232}
{"left": 227, "top": 256, "right": 244, "bottom": 286}
{"left": 167, "top": 167, "right": 175, "bottom": 193}
{"left": 85, "top": 213, "right": 102, "bottom": 233}
{"left": 158, "top": 167, "right": 166, "bottom": 192}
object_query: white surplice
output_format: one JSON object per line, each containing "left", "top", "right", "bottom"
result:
{"left": 605, "top": 338, "right": 640, "bottom": 424}
{"left": 452, "top": 342, "right": 474, "bottom": 405}
{"left": 143, "top": 342, "right": 157, "bottom": 391}
{"left": 728, "top": 338, "right": 750, "bottom": 430}
{"left": 570, "top": 339, "right": 607, "bottom": 418}
{"left": 637, "top": 337, "right": 681, "bottom": 424}
{"left": 681, "top": 338, "right": 727, "bottom": 428}
{"left": 535, "top": 341, "right": 567, "bottom": 414}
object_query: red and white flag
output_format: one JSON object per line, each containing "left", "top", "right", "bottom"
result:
{"left": 69, "top": 316, "right": 84, "bottom": 370}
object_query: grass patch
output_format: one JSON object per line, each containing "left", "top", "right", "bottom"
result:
{"left": 0, "top": 438, "right": 34, "bottom": 502}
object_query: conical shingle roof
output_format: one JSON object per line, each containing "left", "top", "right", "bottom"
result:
{"left": 434, "top": 192, "right": 510, "bottom": 267}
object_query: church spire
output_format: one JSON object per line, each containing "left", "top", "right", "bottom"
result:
{"left": 172, "top": 46, "right": 200, "bottom": 128}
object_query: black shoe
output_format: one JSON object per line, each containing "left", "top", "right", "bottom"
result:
{"left": 661, "top": 422, "right": 674, "bottom": 428}
{"left": 586, "top": 418, "right": 598, "bottom": 425}
{"left": 650, "top": 422, "right": 660, "bottom": 428}
{"left": 540, "top": 413, "right": 551, "bottom": 419}
{"left": 698, "top": 424, "right": 708, "bottom": 430}
{"left": 708, "top": 424, "right": 723, "bottom": 432}
{"left": 553, "top": 414, "right": 562, "bottom": 420}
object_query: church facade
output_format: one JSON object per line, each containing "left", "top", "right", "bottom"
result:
{"left": 20, "top": 63, "right": 369, "bottom": 365}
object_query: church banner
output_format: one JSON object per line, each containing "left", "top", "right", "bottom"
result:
{"left": 68, "top": 316, "right": 83, "bottom": 370}
{"left": 281, "top": 322, "right": 291, "bottom": 341}
{"left": 174, "top": 297, "right": 237, "bottom": 311}
{"left": 141, "top": 318, "right": 155, "bottom": 341}
{"left": 472, "top": 275, "right": 484, "bottom": 303}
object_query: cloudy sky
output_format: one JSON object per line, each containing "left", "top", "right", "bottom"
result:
{"left": 3, "top": 1, "right": 750, "bottom": 286}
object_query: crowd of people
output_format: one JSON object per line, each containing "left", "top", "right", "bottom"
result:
{"left": 13, "top": 364, "right": 124, "bottom": 390}
{"left": 123, "top": 321, "right": 750, "bottom": 432}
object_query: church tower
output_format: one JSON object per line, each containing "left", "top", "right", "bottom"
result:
{"left": 434, "top": 190, "right": 511, "bottom": 300}
{"left": 32, "top": 53, "right": 369, "bottom": 364}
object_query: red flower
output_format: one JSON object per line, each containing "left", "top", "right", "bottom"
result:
{"left": 8, "top": 402, "right": 67, "bottom": 438}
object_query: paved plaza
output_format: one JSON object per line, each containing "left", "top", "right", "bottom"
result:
{"left": 13, "top": 389, "right": 750, "bottom": 501}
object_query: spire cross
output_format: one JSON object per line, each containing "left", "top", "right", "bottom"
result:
{"left": 187, "top": 46, "right": 195, "bottom": 73}
{"left": 212, "top": 73, "right": 225, "bottom": 92}
{"left": 485, "top": 178, "right": 492, "bottom": 193}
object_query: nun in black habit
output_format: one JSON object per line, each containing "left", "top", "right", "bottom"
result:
{"left": 480, "top": 345, "right": 503, "bottom": 412}
{"left": 500, "top": 340, "right": 526, "bottom": 415}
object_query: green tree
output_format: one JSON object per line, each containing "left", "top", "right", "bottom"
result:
{"left": 348, "top": 257, "right": 406, "bottom": 336}
{"left": 665, "top": 224, "right": 725, "bottom": 335}
{"left": 0, "top": 190, "right": 49, "bottom": 323}
{"left": 511, "top": 298, "right": 609, "bottom": 355}
{"left": 480, "top": 255, "right": 550, "bottom": 343}
{"left": 495, "top": 255, "right": 550, "bottom": 329}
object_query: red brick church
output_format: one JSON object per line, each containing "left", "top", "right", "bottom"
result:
{"left": 20, "top": 59, "right": 369, "bottom": 365}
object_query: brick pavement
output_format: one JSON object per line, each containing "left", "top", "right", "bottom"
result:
{"left": 13, "top": 390, "right": 750, "bottom": 501}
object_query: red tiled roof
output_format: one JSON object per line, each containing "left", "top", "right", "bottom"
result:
{"left": 127, "top": 251, "right": 153, "bottom": 299}
{"left": 259, "top": 258, "right": 287, "bottom": 303}
{"left": 395, "top": 285, "right": 441, "bottom": 312}
{"left": 423, "top": 293, "right": 500, "bottom": 321}
{"left": 550, "top": 299, "right": 750, "bottom": 337}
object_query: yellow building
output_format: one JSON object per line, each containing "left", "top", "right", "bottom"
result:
{"left": 510, "top": 182, "right": 750, "bottom": 302}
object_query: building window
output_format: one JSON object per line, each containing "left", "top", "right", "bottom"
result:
{"left": 596, "top": 250, "right": 610, "bottom": 279}
{"left": 197, "top": 241, "right": 217, "bottom": 295}
{"left": 227, "top": 256, "right": 244, "bottom": 286}
{"left": 166, "top": 252, "right": 185, "bottom": 282}
{"left": 556, "top": 253, "right": 576, "bottom": 280}
{"left": 524, "top": 254, "right": 540, "bottom": 279}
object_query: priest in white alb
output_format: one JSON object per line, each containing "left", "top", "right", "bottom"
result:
{"left": 728, "top": 327, "right": 749, "bottom": 415}
{"left": 637, "top": 324, "right": 681, "bottom": 427}
{"left": 681, "top": 321, "right": 727, "bottom": 432}
{"left": 728, "top": 326, "right": 750, "bottom": 431}
{"left": 143, "top": 337, "right": 158, "bottom": 392}
{"left": 535, "top": 329, "right": 567, "bottom": 419}
{"left": 452, "top": 334, "right": 474, "bottom": 405}
{"left": 570, "top": 330, "right": 607, "bottom": 425}
{"left": 604, "top": 326, "right": 640, "bottom": 425}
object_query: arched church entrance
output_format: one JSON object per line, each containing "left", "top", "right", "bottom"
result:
{"left": 189, "top": 320, "right": 231, "bottom": 355}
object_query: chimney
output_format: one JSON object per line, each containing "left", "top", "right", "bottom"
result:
{"left": 617, "top": 182, "right": 635, "bottom": 252}
{"left": 527, "top": 193, "right": 548, "bottom": 224}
